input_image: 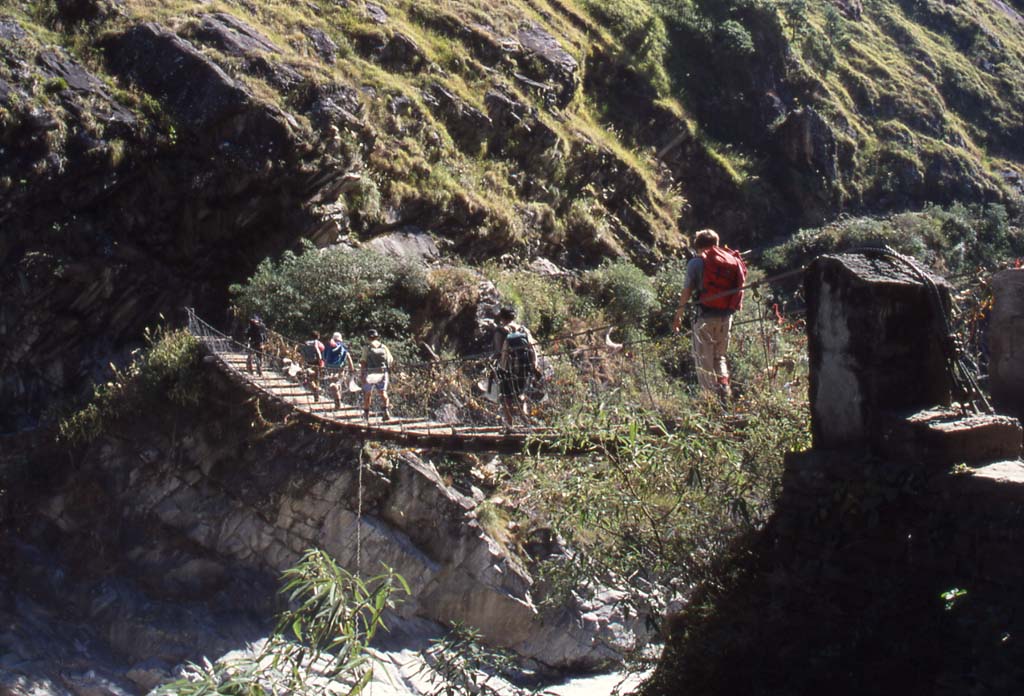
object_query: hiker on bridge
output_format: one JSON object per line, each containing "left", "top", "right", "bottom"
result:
{"left": 325, "top": 332, "right": 355, "bottom": 372}
{"left": 494, "top": 307, "right": 540, "bottom": 431}
{"left": 672, "top": 229, "right": 747, "bottom": 400}
{"left": 325, "top": 331, "right": 356, "bottom": 410}
{"left": 360, "top": 329, "right": 394, "bottom": 422}
{"left": 300, "top": 331, "right": 326, "bottom": 401}
{"left": 245, "top": 315, "right": 267, "bottom": 376}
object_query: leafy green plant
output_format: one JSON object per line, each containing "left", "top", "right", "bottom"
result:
{"left": 419, "top": 623, "right": 527, "bottom": 696}
{"left": 582, "top": 260, "right": 659, "bottom": 334}
{"left": 512, "top": 358, "right": 810, "bottom": 624}
{"left": 59, "top": 326, "right": 202, "bottom": 444}
{"left": 760, "top": 204, "right": 1024, "bottom": 278}
{"left": 941, "top": 587, "right": 968, "bottom": 611}
{"left": 156, "top": 550, "right": 409, "bottom": 696}
{"left": 488, "top": 268, "right": 580, "bottom": 338}
{"left": 42, "top": 76, "right": 68, "bottom": 94}
{"left": 230, "top": 241, "right": 429, "bottom": 344}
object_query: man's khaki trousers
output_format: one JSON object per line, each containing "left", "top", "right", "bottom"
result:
{"left": 693, "top": 314, "right": 732, "bottom": 394}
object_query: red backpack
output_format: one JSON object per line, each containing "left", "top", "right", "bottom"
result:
{"left": 700, "top": 246, "right": 747, "bottom": 311}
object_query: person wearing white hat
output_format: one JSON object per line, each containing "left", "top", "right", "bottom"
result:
{"left": 324, "top": 330, "right": 355, "bottom": 409}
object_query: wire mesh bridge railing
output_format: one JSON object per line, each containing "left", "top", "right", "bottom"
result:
{"left": 186, "top": 296, "right": 814, "bottom": 453}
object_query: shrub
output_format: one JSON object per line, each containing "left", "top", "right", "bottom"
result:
{"left": 347, "top": 176, "right": 382, "bottom": 227}
{"left": 582, "top": 260, "right": 659, "bottom": 333}
{"left": 717, "top": 20, "right": 755, "bottom": 57}
{"left": 427, "top": 266, "right": 482, "bottom": 317}
{"left": 489, "top": 269, "right": 580, "bottom": 338}
{"left": 564, "top": 197, "right": 615, "bottom": 257}
{"left": 230, "top": 241, "right": 429, "bottom": 344}
{"left": 157, "top": 550, "right": 408, "bottom": 695}
{"left": 514, "top": 379, "right": 810, "bottom": 622}
{"left": 59, "top": 327, "right": 202, "bottom": 444}
{"left": 43, "top": 76, "right": 68, "bottom": 94}
{"left": 760, "top": 205, "right": 1024, "bottom": 278}
{"left": 653, "top": 256, "right": 691, "bottom": 332}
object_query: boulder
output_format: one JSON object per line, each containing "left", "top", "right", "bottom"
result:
{"left": 243, "top": 55, "right": 304, "bottom": 93}
{"left": 192, "top": 13, "right": 281, "bottom": 56}
{"left": 423, "top": 83, "right": 492, "bottom": 152}
{"left": 385, "top": 31, "right": 427, "bottom": 71}
{"left": 103, "top": 23, "right": 296, "bottom": 156}
{"left": 36, "top": 49, "right": 108, "bottom": 94}
{"left": 990, "top": 269, "right": 1024, "bottom": 417}
{"left": 365, "top": 229, "right": 440, "bottom": 262}
{"left": 484, "top": 89, "right": 559, "bottom": 160}
{"left": 805, "top": 251, "right": 954, "bottom": 449}
{"left": 34, "top": 49, "right": 136, "bottom": 130}
{"left": 355, "top": 30, "right": 427, "bottom": 72}
{"left": 0, "top": 17, "right": 27, "bottom": 41}
{"left": 771, "top": 107, "right": 840, "bottom": 223}
{"left": 833, "top": 0, "right": 863, "bottom": 20}
{"left": 365, "top": 3, "right": 389, "bottom": 24}
{"left": 305, "top": 82, "right": 365, "bottom": 133}
{"left": 54, "top": 0, "right": 123, "bottom": 24}
{"left": 125, "top": 659, "right": 172, "bottom": 691}
{"left": 304, "top": 26, "right": 338, "bottom": 64}
{"left": 516, "top": 23, "right": 579, "bottom": 107}
{"left": 923, "top": 149, "right": 997, "bottom": 203}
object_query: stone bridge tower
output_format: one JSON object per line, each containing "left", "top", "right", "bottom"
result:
{"left": 805, "top": 250, "right": 1021, "bottom": 463}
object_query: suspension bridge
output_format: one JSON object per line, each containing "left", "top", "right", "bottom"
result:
{"left": 185, "top": 248, "right": 993, "bottom": 454}
{"left": 186, "top": 293, "right": 808, "bottom": 454}
{"left": 187, "top": 309, "right": 578, "bottom": 452}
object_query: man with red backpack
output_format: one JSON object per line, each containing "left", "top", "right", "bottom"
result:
{"left": 672, "top": 229, "right": 747, "bottom": 400}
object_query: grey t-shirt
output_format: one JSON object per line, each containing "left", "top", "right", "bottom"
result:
{"left": 684, "top": 256, "right": 734, "bottom": 317}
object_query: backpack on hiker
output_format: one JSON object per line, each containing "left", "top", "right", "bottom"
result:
{"left": 246, "top": 319, "right": 267, "bottom": 347}
{"left": 325, "top": 343, "right": 348, "bottom": 367}
{"left": 365, "top": 344, "right": 389, "bottom": 373}
{"left": 503, "top": 325, "right": 538, "bottom": 376}
{"left": 700, "top": 246, "right": 747, "bottom": 312}
{"left": 299, "top": 340, "right": 322, "bottom": 366}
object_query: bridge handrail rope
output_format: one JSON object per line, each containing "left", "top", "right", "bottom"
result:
{"left": 187, "top": 264, "right": 819, "bottom": 439}
{"left": 260, "top": 321, "right": 622, "bottom": 372}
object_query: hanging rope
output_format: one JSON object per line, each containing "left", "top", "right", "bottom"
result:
{"left": 356, "top": 442, "right": 364, "bottom": 572}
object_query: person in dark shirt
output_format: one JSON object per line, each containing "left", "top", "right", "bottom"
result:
{"left": 493, "top": 307, "right": 538, "bottom": 431}
{"left": 245, "top": 315, "right": 267, "bottom": 376}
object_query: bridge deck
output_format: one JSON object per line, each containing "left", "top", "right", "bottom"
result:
{"left": 202, "top": 345, "right": 556, "bottom": 453}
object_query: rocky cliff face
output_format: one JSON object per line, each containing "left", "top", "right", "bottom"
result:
{"left": 5, "top": 0, "right": 1023, "bottom": 432}
{"left": 1, "top": 366, "right": 647, "bottom": 694}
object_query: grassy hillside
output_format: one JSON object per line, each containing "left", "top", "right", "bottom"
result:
{"left": 5, "top": 0, "right": 1021, "bottom": 257}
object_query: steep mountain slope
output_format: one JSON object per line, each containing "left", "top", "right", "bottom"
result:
{"left": 2, "top": 0, "right": 1023, "bottom": 432}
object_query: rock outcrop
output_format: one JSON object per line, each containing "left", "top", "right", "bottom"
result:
{"left": 515, "top": 22, "right": 579, "bottom": 108}
{"left": 770, "top": 107, "right": 841, "bottom": 226}
{"left": 191, "top": 13, "right": 282, "bottom": 56}
{"left": 103, "top": 23, "right": 297, "bottom": 156}
{"left": 0, "top": 18, "right": 350, "bottom": 431}
{"left": 1, "top": 367, "right": 646, "bottom": 694}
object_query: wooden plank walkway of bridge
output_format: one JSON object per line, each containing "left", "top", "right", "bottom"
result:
{"left": 201, "top": 345, "right": 557, "bottom": 453}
